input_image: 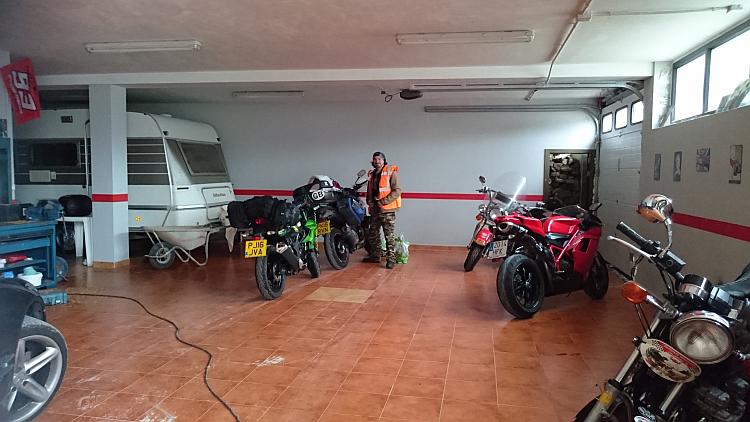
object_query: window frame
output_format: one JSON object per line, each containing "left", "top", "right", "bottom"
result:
{"left": 601, "top": 112, "right": 613, "bottom": 133}
{"left": 630, "top": 100, "right": 644, "bottom": 125}
{"left": 671, "top": 20, "right": 750, "bottom": 122}
{"left": 614, "top": 106, "right": 628, "bottom": 130}
{"left": 176, "top": 140, "right": 228, "bottom": 176}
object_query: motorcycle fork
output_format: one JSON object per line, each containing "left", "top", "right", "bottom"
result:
{"left": 583, "top": 314, "right": 665, "bottom": 422}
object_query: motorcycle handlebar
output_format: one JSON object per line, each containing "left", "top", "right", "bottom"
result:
{"left": 616, "top": 222, "right": 657, "bottom": 255}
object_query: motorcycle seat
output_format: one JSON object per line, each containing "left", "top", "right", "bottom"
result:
{"left": 717, "top": 266, "right": 750, "bottom": 299}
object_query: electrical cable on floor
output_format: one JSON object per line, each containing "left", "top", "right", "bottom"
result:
{"left": 68, "top": 293, "right": 241, "bottom": 422}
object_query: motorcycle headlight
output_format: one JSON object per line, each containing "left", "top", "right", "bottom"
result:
{"left": 478, "top": 204, "right": 487, "bottom": 213}
{"left": 670, "top": 311, "right": 733, "bottom": 364}
{"left": 489, "top": 210, "right": 499, "bottom": 221}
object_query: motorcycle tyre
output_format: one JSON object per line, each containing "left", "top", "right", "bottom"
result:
{"left": 324, "top": 228, "right": 349, "bottom": 270}
{"left": 583, "top": 254, "right": 609, "bottom": 300}
{"left": 497, "top": 254, "right": 545, "bottom": 319}
{"left": 307, "top": 252, "right": 321, "bottom": 278}
{"left": 464, "top": 244, "right": 483, "bottom": 272}
{"left": 255, "top": 255, "right": 286, "bottom": 300}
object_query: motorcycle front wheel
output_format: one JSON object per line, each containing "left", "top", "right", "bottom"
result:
{"left": 307, "top": 251, "right": 321, "bottom": 278}
{"left": 255, "top": 255, "right": 287, "bottom": 300}
{"left": 497, "top": 254, "right": 545, "bottom": 319}
{"left": 583, "top": 253, "right": 609, "bottom": 299}
{"left": 324, "top": 228, "right": 350, "bottom": 270}
{"left": 464, "top": 243, "right": 483, "bottom": 272}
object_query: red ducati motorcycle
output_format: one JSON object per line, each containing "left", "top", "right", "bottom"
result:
{"left": 494, "top": 200, "right": 609, "bottom": 318}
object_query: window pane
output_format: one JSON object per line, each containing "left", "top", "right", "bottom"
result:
{"left": 631, "top": 101, "right": 644, "bottom": 124}
{"left": 602, "top": 113, "right": 613, "bottom": 133}
{"left": 615, "top": 106, "right": 628, "bottom": 129}
{"left": 179, "top": 142, "right": 227, "bottom": 175}
{"left": 708, "top": 29, "right": 750, "bottom": 111}
{"left": 674, "top": 54, "right": 706, "bottom": 120}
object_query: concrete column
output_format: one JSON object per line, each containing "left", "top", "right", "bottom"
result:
{"left": 0, "top": 50, "right": 14, "bottom": 202}
{"left": 89, "top": 85, "right": 129, "bottom": 267}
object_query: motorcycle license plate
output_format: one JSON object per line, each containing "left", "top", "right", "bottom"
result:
{"left": 244, "top": 240, "right": 267, "bottom": 258}
{"left": 486, "top": 240, "right": 508, "bottom": 259}
{"left": 316, "top": 220, "right": 331, "bottom": 236}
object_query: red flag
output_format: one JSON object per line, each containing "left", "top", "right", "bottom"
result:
{"left": 1, "top": 58, "right": 41, "bottom": 124}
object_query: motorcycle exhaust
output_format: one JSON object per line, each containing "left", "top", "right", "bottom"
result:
{"left": 497, "top": 222, "right": 527, "bottom": 236}
{"left": 270, "top": 243, "right": 301, "bottom": 271}
{"left": 343, "top": 227, "right": 359, "bottom": 250}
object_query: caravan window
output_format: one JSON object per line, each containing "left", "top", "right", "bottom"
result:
{"left": 30, "top": 142, "right": 79, "bottom": 167}
{"left": 177, "top": 141, "right": 227, "bottom": 175}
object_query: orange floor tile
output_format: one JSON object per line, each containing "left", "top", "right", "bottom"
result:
{"left": 40, "top": 243, "right": 642, "bottom": 421}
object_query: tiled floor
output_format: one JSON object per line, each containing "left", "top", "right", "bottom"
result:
{"left": 39, "top": 243, "right": 642, "bottom": 422}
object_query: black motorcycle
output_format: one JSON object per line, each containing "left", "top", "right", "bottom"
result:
{"left": 293, "top": 171, "right": 371, "bottom": 269}
{"left": 233, "top": 198, "right": 320, "bottom": 300}
{"left": 577, "top": 194, "right": 750, "bottom": 422}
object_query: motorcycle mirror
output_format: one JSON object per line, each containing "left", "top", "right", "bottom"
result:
{"left": 357, "top": 169, "right": 367, "bottom": 178}
{"left": 637, "top": 194, "right": 674, "bottom": 256}
{"left": 478, "top": 175, "right": 486, "bottom": 184}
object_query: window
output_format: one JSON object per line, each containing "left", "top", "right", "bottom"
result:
{"left": 602, "top": 113, "right": 613, "bottom": 133}
{"left": 178, "top": 141, "right": 227, "bottom": 175}
{"left": 708, "top": 29, "right": 750, "bottom": 111}
{"left": 672, "top": 24, "right": 750, "bottom": 121}
{"left": 614, "top": 106, "right": 628, "bottom": 129}
{"left": 674, "top": 54, "right": 706, "bottom": 121}
{"left": 30, "top": 142, "right": 79, "bottom": 167}
{"left": 631, "top": 100, "right": 644, "bottom": 124}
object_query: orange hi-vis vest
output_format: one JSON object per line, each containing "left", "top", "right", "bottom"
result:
{"left": 368, "top": 164, "right": 401, "bottom": 211}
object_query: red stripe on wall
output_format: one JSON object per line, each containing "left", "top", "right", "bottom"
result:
{"left": 233, "top": 189, "right": 543, "bottom": 202}
{"left": 673, "top": 212, "right": 750, "bottom": 243}
{"left": 92, "top": 193, "right": 128, "bottom": 202}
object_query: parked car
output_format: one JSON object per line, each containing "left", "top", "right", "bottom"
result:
{"left": 0, "top": 279, "right": 67, "bottom": 422}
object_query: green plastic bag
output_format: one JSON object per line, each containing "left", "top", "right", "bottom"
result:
{"left": 395, "top": 234, "right": 410, "bottom": 264}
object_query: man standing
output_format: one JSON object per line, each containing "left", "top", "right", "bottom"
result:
{"left": 363, "top": 151, "right": 402, "bottom": 269}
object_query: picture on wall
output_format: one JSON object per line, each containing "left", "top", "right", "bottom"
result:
{"left": 696, "top": 148, "right": 710, "bottom": 172}
{"left": 673, "top": 151, "right": 682, "bottom": 182}
{"left": 654, "top": 153, "right": 661, "bottom": 181}
{"left": 730, "top": 144, "right": 743, "bottom": 184}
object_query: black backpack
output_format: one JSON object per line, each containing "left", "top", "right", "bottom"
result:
{"left": 270, "top": 200, "right": 301, "bottom": 228}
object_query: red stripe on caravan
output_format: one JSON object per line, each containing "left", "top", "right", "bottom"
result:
{"left": 91, "top": 193, "right": 128, "bottom": 202}
{"left": 673, "top": 212, "right": 750, "bottom": 243}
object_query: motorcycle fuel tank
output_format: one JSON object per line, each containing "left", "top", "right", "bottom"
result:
{"left": 543, "top": 216, "right": 579, "bottom": 236}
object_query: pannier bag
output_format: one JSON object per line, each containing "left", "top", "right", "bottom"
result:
{"left": 338, "top": 197, "right": 365, "bottom": 227}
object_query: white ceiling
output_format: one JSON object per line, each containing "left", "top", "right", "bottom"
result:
{"left": 1, "top": 0, "right": 748, "bottom": 102}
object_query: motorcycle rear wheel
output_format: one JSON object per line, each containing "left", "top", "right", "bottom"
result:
{"left": 464, "top": 244, "right": 483, "bottom": 272}
{"left": 255, "top": 255, "right": 286, "bottom": 300}
{"left": 497, "top": 254, "right": 545, "bottom": 319}
{"left": 583, "top": 254, "right": 609, "bottom": 299}
{"left": 324, "top": 228, "right": 350, "bottom": 270}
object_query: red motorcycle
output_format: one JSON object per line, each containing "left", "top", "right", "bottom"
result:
{"left": 494, "top": 200, "right": 609, "bottom": 318}
{"left": 465, "top": 176, "right": 548, "bottom": 271}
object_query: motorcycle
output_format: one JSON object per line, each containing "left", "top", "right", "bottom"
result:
{"left": 464, "top": 175, "right": 548, "bottom": 272}
{"left": 293, "top": 171, "right": 371, "bottom": 269}
{"left": 493, "top": 186, "right": 609, "bottom": 318}
{"left": 578, "top": 194, "right": 750, "bottom": 422}
{"left": 243, "top": 200, "right": 320, "bottom": 300}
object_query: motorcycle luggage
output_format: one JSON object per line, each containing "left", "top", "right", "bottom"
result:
{"left": 270, "top": 200, "right": 301, "bottom": 228}
{"left": 227, "top": 201, "right": 250, "bottom": 228}
{"left": 338, "top": 197, "right": 365, "bottom": 227}
{"left": 242, "top": 196, "right": 276, "bottom": 220}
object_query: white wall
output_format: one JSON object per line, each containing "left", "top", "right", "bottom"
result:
{"left": 640, "top": 105, "right": 750, "bottom": 283}
{"left": 132, "top": 100, "right": 596, "bottom": 245}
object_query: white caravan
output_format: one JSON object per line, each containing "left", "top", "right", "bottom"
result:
{"left": 14, "top": 109, "right": 235, "bottom": 252}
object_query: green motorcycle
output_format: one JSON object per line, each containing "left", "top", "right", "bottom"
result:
{"left": 244, "top": 201, "right": 320, "bottom": 300}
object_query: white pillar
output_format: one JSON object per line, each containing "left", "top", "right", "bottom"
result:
{"left": 89, "top": 85, "right": 129, "bottom": 267}
{"left": 0, "top": 50, "right": 14, "bottom": 203}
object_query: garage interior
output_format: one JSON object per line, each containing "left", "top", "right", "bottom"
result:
{"left": 1, "top": 1, "right": 750, "bottom": 421}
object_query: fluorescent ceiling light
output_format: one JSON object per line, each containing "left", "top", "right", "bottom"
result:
{"left": 396, "top": 30, "right": 534, "bottom": 45}
{"left": 232, "top": 90, "right": 305, "bottom": 98}
{"left": 84, "top": 40, "right": 202, "bottom": 53}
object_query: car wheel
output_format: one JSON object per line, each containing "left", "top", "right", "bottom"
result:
{"left": 8, "top": 316, "right": 67, "bottom": 422}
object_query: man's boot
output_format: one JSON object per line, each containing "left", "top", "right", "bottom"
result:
{"left": 385, "top": 260, "right": 395, "bottom": 269}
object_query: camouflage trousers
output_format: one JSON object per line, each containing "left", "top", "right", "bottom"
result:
{"left": 368, "top": 211, "right": 397, "bottom": 261}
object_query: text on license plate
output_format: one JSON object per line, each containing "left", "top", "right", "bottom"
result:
{"left": 486, "top": 240, "right": 508, "bottom": 259}
{"left": 245, "top": 240, "right": 267, "bottom": 258}
{"left": 316, "top": 220, "right": 331, "bottom": 236}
